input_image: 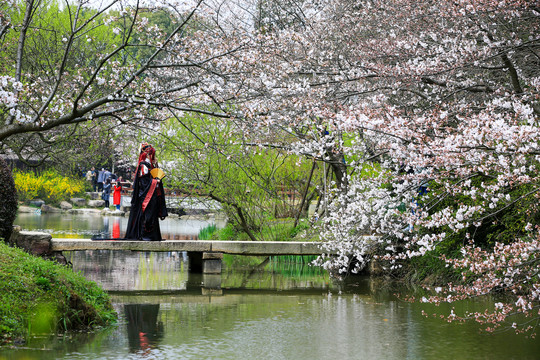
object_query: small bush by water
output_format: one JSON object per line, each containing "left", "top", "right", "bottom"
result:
{"left": 198, "top": 224, "right": 217, "bottom": 240}
{"left": 0, "top": 242, "right": 117, "bottom": 344}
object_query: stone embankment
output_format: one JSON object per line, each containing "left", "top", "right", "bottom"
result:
{"left": 19, "top": 204, "right": 126, "bottom": 216}
{"left": 19, "top": 193, "right": 212, "bottom": 219}
{"left": 8, "top": 227, "right": 67, "bottom": 265}
{"left": 20, "top": 193, "right": 126, "bottom": 216}
{"left": 21, "top": 192, "right": 204, "bottom": 217}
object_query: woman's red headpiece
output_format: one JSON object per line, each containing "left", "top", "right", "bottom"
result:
{"left": 138, "top": 142, "right": 156, "bottom": 167}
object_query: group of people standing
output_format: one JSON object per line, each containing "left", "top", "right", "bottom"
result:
{"left": 102, "top": 175, "right": 125, "bottom": 210}
{"left": 84, "top": 142, "right": 168, "bottom": 241}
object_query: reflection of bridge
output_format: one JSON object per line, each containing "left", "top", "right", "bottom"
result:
{"left": 111, "top": 288, "right": 340, "bottom": 305}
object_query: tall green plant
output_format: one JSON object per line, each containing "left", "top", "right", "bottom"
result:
{"left": 154, "top": 112, "right": 320, "bottom": 241}
{"left": 198, "top": 224, "right": 217, "bottom": 240}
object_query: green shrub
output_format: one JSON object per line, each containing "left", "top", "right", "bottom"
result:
{"left": 216, "top": 223, "right": 238, "bottom": 240}
{"left": 214, "top": 219, "right": 314, "bottom": 242}
{"left": 289, "top": 220, "right": 310, "bottom": 238}
{"left": 198, "top": 224, "right": 217, "bottom": 240}
{"left": 0, "top": 242, "right": 116, "bottom": 342}
{"left": 0, "top": 157, "right": 18, "bottom": 242}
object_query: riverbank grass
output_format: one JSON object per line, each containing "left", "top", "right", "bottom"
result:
{"left": 0, "top": 242, "right": 116, "bottom": 344}
{"left": 207, "top": 219, "right": 312, "bottom": 242}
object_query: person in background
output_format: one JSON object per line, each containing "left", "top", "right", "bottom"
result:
{"left": 102, "top": 178, "right": 112, "bottom": 209}
{"left": 91, "top": 166, "right": 97, "bottom": 191}
{"left": 85, "top": 167, "right": 94, "bottom": 189}
{"left": 113, "top": 176, "right": 123, "bottom": 211}
{"left": 97, "top": 168, "right": 105, "bottom": 192}
{"left": 103, "top": 168, "right": 111, "bottom": 184}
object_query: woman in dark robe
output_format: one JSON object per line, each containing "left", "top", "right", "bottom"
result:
{"left": 125, "top": 143, "right": 168, "bottom": 241}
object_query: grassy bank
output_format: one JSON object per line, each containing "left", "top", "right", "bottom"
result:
{"left": 0, "top": 242, "right": 116, "bottom": 344}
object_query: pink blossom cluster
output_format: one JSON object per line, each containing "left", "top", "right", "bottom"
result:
{"left": 416, "top": 234, "right": 540, "bottom": 335}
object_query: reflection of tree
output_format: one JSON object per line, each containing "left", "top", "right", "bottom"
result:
{"left": 124, "top": 304, "right": 164, "bottom": 353}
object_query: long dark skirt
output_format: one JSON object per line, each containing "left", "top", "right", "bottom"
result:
{"left": 125, "top": 172, "right": 168, "bottom": 241}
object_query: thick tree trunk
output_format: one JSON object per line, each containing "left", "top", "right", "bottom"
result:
{"left": 501, "top": 54, "right": 523, "bottom": 94}
{"left": 294, "top": 159, "right": 317, "bottom": 227}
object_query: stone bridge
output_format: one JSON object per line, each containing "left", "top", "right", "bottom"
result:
{"left": 9, "top": 230, "right": 333, "bottom": 274}
{"left": 51, "top": 238, "right": 329, "bottom": 274}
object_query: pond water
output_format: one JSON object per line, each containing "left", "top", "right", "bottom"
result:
{"left": 14, "top": 212, "right": 226, "bottom": 240}
{"left": 3, "top": 214, "right": 539, "bottom": 359}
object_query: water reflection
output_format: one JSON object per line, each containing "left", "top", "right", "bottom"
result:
{"left": 107, "top": 286, "right": 540, "bottom": 360}
{"left": 64, "top": 250, "right": 329, "bottom": 294}
{"left": 124, "top": 304, "right": 164, "bottom": 354}
{"left": 6, "top": 215, "right": 540, "bottom": 359}
{"left": 113, "top": 219, "right": 121, "bottom": 239}
{"left": 14, "top": 212, "right": 225, "bottom": 240}
{"left": 2, "top": 259, "right": 539, "bottom": 359}
{"left": 64, "top": 251, "right": 188, "bottom": 291}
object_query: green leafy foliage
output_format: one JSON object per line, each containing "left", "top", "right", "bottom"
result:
{"left": 425, "top": 175, "right": 540, "bottom": 250}
{"left": 155, "top": 112, "right": 320, "bottom": 240}
{"left": 1, "top": 1, "right": 123, "bottom": 82}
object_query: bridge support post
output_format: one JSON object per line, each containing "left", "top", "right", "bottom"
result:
{"left": 188, "top": 252, "right": 223, "bottom": 274}
{"left": 202, "top": 252, "right": 223, "bottom": 274}
{"left": 201, "top": 274, "right": 222, "bottom": 295}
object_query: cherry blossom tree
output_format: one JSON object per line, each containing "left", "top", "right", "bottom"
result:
{"left": 0, "top": 0, "right": 241, "bottom": 148}
{"left": 190, "top": 0, "right": 539, "bottom": 334}
{"left": 2, "top": 0, "right": 538, "bottom": 334}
